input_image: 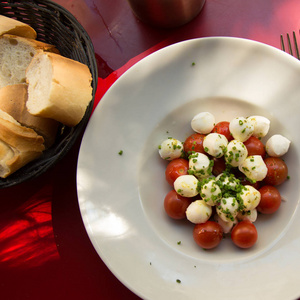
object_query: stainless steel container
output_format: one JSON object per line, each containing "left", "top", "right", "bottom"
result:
{"left": 127, "top": 0, "right": 205, "bottom": 28}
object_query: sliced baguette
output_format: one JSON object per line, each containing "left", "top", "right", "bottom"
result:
{"left": 0, "top": 84, "right": 59, "bottom": 148}
{"left": 0, "top": 15, "right": 37, "bottom": 39}
{"left": 0, "top": 34, "right": 59, "bottom": 89}
{"left": 0, "top": 109, "right": 45, "bottom": 178}
{"left": 26, "top": 51, "right": 93, "bottom": 127}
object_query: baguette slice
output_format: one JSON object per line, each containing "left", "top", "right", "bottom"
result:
{"left": 0, "top": 34, "right": 59, "bottom": 89}
{"left": 0, "top": 84, "right": 59, "bottom": 148}
{"left": 26, "top": 51, "right": 93, "bottom": 127}
{"left": 0, "top": 15, "right": 37, "bottom": 39}
{"left": 0, "top": 109, "right": 45, "bottom": 178}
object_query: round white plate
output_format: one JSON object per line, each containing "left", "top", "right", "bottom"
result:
{"left": 77, "top": 37, "right": 300, "bottom": 300}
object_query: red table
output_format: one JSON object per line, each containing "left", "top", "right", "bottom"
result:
{"left": 0, "top": 0, "right": 299, "bottom": 299}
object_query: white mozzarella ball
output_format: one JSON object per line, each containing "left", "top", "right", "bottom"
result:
{"left": 203, "top": 133, "right": 228, "bottom": 158}
{"left": 186, "top": 200, "right": 212, "bottom": 224}
{"left": 225, "top": 139, "right": 248, "bottom": 167}
{"left": 216, "top": 197, "right": 239, "bottom": 222}
{"left": 239, "top": 155, "right": 268, "bottom": 182}
{"left": 247, "top": 116, "right": 270, "bottom": 138}
{"left": 191, "top": 112, "right": 215, "bottom": 134}
{"left": 189, "top": 152, "right": 212, "bottom": 179}
{"left": 239, "top": 185, "right": 261, "bottom": 211}
{"left": 265, "top": 134, "right": 291, "bottom": 157}
{"left": 200, "top": 179, "right": 222, "bottom": 206}
{"left": 237, "top": 209, "right": 258, "bottom": 223}
{"left": 159, "top": 138, "right": 183, "bottom": 160}
{"left": 229, "top": 117, "right": 254, "bottom": 142}
{"left": 216, "top": 173, "right": 239, "bottom": 190}
{"left": 214, "top": 214, "right": 237, "bottom": 234}
{"left": 174, "top": 175, "right": 198, "bottom": 197}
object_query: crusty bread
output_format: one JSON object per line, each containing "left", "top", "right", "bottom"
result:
{"left": 0, "top": 15, "right": 37, "bottom": 39}
{"left": 0, "top": 109, "right": 45, "bottom": 178}
{"left": 26, "top": 51, "right": 93, "bottom": 127}
{"left": 0, "top": 34, "right": 59, "bottom": 89}
{"left": 0, "top": 84, "right": 59, "bottom": 148}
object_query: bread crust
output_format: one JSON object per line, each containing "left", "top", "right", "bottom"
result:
{"left": 0, "top": 116, "right": 45, "bottom": 152}
{"left": 1, "top": 34, "right": 59, "bottom": 53}
{"left": 26, "top": 52, "right": 93, "bottom": 127}
{"left": 0, "top": 84, "right": 59, "bottom": 148}
{"left": 0, "top": 15, "right": 37, "bottom": 39}
{"left": 0, "top": 110, "right": 45, "bottom": 178}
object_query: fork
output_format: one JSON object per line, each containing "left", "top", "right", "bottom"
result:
{"left": 280, "top": 31, "right": 300, "bottom": 60}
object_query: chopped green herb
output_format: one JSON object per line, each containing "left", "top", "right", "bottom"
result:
{"left": 118, "top": 150, "right": 123, "bottom": 155}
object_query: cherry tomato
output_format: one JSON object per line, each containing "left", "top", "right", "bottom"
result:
{"left": 212, "top": 157, "right": 226, "bottom": 176}
{"left": 165, "top": 158, "right": 189, "bottom": 186}
{"left": 183, "top": 133, "right": 206, "bottom": 155}
{"left": 264, "top": 157, "right": 288, "bottom": 186}
{"left": 231, "top": 221, "right": 258, "bottom": 249}
{"left": 193, "top": 221, "right": 223, "bottom": 249}
{"left": 257, "top": 185, "right": 281, "bottom": 214}
{"left": 243, "top": 136, "right": 266, "bottom": 157}
{"left": 238, "top": 173, "right": 261, "bottom": 189}
{"left": 164, "top": 190, "right": 191, "bottom": 219}
{"left": 212, "top": 121, "right": 233, "bottom": 141}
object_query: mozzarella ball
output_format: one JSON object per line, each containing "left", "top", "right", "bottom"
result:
{"left": 239, "top": 155, "right": 268, "bottom": 182}
{"left": 216, "top": 197, "right": 239, "bottom": 222}
{"left": 265, "top": 134, "right": 291, "bottom": 157}
{"left": 186, "top": 200, "right": 212, "bottom": 224}
{"left": 247, "top": 116, "right": 270, "bottom": 138}
{"left": 159, "top": 138, "right": 183, "bottom": 160}
{"left": 174, "top": 175, "right": 198, "bottom": 197}
{"left": 200, "top": 179, "right": 222, "bottom": 206}
{"left": 214, "top": 214, "right": 237, "bottom": 234}
{"left": 191, "top": 112, "right": 215, "bottom": 134}
{"left": 229, "top": 117, "right": 254, "bottom": 142}
{"left": 216, "top": 173, "right": 239, "bottom": 190}
{"left": 203, "top": 133, "right": 228, "bottom": 158}
{"left": 189, "top": 152, "right": 212, "bottom": 179}
{"left": 239, "top": 185, "right": 261, "bottom": 211}
{"left": 237, "top": 209, "right": 258, "bottom": 223}
{"left": 225, "top": 139, "right": 248, "bottom": 167}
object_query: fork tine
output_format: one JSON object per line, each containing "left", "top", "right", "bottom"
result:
{"left": 293, "top": 31, "right": 300, "bottom": 60}
{"left": 287, "top": 33, "right": 293, "bottom": 56}
{"left": 280, "top": 34, "right": 285, "bottom": 52}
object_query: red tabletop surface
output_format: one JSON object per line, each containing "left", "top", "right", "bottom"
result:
{"left": 0, "top": 0, "right": 299, "bottom": 299}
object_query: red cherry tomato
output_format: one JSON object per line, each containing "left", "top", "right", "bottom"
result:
{"left": 165, "top": 158, "right": 189, "bottom": 186}
{"left": 238, "top": 173, "right": 261, "bottom": 189}
{"left": 264, "top": 157, "right": 288, "bottom": 186}
{"left": 243, "top": 136, "right": 266, "bottom": 157}
{"left": 183, "top": 133, "right": 206, "bottom": 155}
{"left": 164, "top": 190, "right": 191, "bottom": 219}
{"left": 193, "top": 221, "right": 223, "bottom": 249}
{"left": 212, "top": 157, "right": 226, "bottom": 176}
{"left": 212, "top": 121, "right": 233, "bottom": 141}
{"left": 257, "top": 185, "right": 281, "bottom": 214}
{"left": 231, "top": 221, "right": 258, "bottom": 249}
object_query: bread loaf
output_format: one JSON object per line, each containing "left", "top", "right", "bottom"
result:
{"left": 0, "top": 109, "right": 45, "bottom": 178}
{"left": 0, "top": 15, "right": 37, "bottom": 39}
{"left": 26, "top": 51, "right": 93, "bottom": 127}
{"left": 0, "top": 34, "right": 59, "bottom": 89}
{"left": 0, "top": 84, "right": 59, "bottom": 148}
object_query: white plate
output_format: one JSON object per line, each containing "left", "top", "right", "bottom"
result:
{"left": 77, "top": 37, "right": 300, "bottom": 300}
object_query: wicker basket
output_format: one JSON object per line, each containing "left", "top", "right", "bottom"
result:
{"left": 0, "top": 0, "right": 98, "bottom": 188}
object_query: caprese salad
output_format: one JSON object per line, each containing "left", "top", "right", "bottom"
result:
{"left": 158, "top": 112, "right": 290, "bottom": 250}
